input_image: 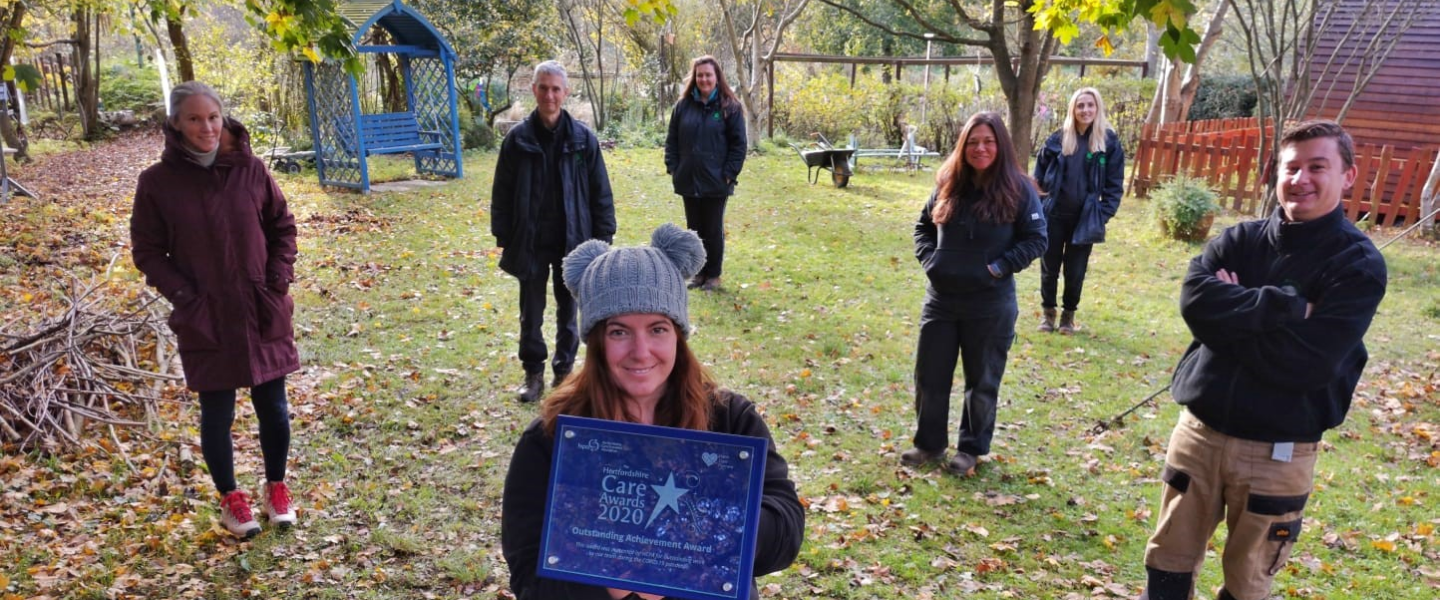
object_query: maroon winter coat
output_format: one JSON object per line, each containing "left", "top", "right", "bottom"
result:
{"left": 130, "top": 119, "right": 299, "bottom": 392}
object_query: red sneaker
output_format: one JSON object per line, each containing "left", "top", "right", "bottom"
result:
{"left": 264, "top": 481, "right": 297, "bottom": 527}
{"left": 219, "top": 490, "right": 260, "bottom": 539}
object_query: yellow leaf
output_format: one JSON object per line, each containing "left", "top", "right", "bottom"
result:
{"left": 1095, "top": 35, "right": 1115, "bottom": 57}
{"left": 1370, "top": 540, "right": 1396, "bottom": 553}
{"left": 1416, "top": 523, "right": 1434, "bottom": 536}
{"left": 800, "top": 368, "right": 811, "bottom": 378}
{"left": 302, "top": 46, "right": 321, "bottom": 63}
{"left": 0, "top": 573, "right": 8, "bottom": 588}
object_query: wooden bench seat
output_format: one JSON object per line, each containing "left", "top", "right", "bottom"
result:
{"left": 356, "top": 112, "right": 443, "bottom": 155}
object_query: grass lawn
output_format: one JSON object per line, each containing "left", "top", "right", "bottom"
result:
{"left": 2, "top": 145, "right": 1437, "bottom": 599}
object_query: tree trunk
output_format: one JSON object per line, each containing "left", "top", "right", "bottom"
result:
{"left": 719, "top": 0, "right": 809, "bottom": 148}
{"left": 376, "top": 53, "right": 406, "bottom": 113}
{"left": 559, "top": 0, "right": 605, "bottom": 131}
{"left": 0, "top": 2, "right": 29, "bottom": 161}
{"left": 1421, "top": 154, "right": 1440, "bottom": 236}
{"left": 990, "top": 3, "right": 1055, "bottom": 161}
{"left": 74, "top": 7, "right": 102, "bottom": 140}
{"left": 1146, "top": 1, "right": 1228, "bottom": 124}
{"left": 166, "top": 7, "right": 194, "bottom": 82}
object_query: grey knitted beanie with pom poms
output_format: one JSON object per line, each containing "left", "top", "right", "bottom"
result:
{"left": 562, "top": 223, "right": 707, "bottom": 337}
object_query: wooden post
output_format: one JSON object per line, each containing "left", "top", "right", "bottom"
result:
{"left": 767, "top": 58, "right": 774, "bottom": 139}
{"left": 1387, "top": 147, "right": 1424, "bottom": 226}
{"left": 1367, "top": 145, "right": 1393, "bottom": 223}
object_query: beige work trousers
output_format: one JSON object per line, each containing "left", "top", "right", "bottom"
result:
{"left": 1143, "top": 410, "right": 1318, "bottom": 600}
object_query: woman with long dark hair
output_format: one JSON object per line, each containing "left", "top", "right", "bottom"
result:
{"left": 1032, "top": 87, "right": 1126, "bottom": 334}
{"left": 901, "top": 112, "right": 1048, "bottom": 476}
{"left": 665, "top": 55, "right": 747, "bottom": 291}
{"left": 501, "top": 224, "right": 804, "bottom": 599}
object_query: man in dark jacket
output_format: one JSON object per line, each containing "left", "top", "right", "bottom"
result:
{"left": 1139, "top": 121, "right": 1387, "bottom": 600}
{"left": 491, "top": 60, "right": 616, "bottom": 403}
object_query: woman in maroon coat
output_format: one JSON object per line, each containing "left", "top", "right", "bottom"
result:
{"left": 130, "top": 81, "right": 299, "bottom": 539}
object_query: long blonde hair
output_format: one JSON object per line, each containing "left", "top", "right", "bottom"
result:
{"left": 1061, "top": 87, "right": 1110, "bottom": 156}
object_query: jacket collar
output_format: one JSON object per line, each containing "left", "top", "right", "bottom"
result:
{"left": 1266, "top": 204, "right": 1346, "bottom": 253}
{"left": 161, "top": 117, "right": 254, "bottom": 169}
{"left": 691, "top": 87, "right": 719, "bottom": 105}
{"left": 514, "top": 109, "right": 578, "bottom": 152}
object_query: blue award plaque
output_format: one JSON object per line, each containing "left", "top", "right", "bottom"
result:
{"left": 538, "top": 415, "right": 769, "bottom": 600}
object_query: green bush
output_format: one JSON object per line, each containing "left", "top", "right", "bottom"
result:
{"left": 100, "top": 60, "right": 163, "bottom": 113}
{"left": 1189, "top": 74, "right": 1258, "bottom": 121}
{"left": 457, "top": 103, "right": 497, "bottom": 151}
{"left": 1150, "top": 174, "right": 1221, "bottom": 241}
{"left": 775, "top": 73, "right": 871, "bottom": 147}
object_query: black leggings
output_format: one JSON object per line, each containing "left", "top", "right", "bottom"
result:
{"left": 198, "top": 376, "right": 290, "bottom": 494}
{"left": 1039, "top": 212, "right": 1094, "bottom": 312}
{"left": 683, "top": 196, "right": 728, "bottom": 279}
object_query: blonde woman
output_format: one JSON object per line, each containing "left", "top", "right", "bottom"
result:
{"left": 1031, "top": 87, "right": 1126, "bottom": 334}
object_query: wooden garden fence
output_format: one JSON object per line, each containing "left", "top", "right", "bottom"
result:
{"left": 1129, "top": 117, "right": 1439, "bottom": 225}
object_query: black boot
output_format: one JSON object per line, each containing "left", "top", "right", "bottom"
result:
{"left": 1058, "top": 310, "right": 1077, "bottom": 335}
{"left": 1039, "top": 308, "right": 1057, "bottom": 333}
{"left": 517, "top": 372, "right": 544, "bottom": 403}
{"left": 552, "top": 366, "right": 572, "bottom": 389}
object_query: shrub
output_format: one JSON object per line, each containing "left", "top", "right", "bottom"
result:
{"left": 1189, "top": 74, "right": 1258, "bottom": 121}
{"left": 457, "top": 103, "right": 497, "bottom": 151}
{"left": 100, "top": 60, "right": 163, "bottom": 113}
{"left": 1151, "top": 175, "right": 1221, "bottom": 241}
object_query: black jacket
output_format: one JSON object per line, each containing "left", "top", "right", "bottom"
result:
{"left": 491, "top": 110, "right": 616, "bottom": 280}
{"left": 1172, "top": 206, "right": 1387, "bottom": 443}
{"left": 501, "top": 392, "right": 804, "bottom": 600}
{"left": 914, "top": 185, "right": 1049, "bottom": 308}
{"left": 664, "top": 91, "right": 747, "bottom": 198}
{"left": 1032, "top": 128, "right": 1125, "bottom": 243}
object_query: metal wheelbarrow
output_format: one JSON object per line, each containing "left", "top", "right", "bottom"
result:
{"left": 789, "top": 133, "right": 856, "bottom": 187}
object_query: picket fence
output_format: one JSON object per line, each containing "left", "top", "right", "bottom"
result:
{"left": 1129, "top": 117, "right": 1438, "bottom": 225}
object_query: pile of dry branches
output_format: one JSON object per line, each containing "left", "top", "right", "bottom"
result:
{"left": 0, "top": 269, "right": 181, "bottom": 453}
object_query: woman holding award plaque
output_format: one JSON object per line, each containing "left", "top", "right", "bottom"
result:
{"left": 501, "top": 224, "right": 804, "bottom": 600}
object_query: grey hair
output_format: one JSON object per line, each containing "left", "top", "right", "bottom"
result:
{"left": 168, "top": 81, "right": 224, "bottom": 124}
{"left": 533, "top": 60, "right": 568, "bottom": 86}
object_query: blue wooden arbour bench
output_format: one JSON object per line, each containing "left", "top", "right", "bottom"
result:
{"left": 303, "top": 0, "right": 462, "bottom": 193}
{"left": 348, "top": 111, "right": 444, "bottom": 155}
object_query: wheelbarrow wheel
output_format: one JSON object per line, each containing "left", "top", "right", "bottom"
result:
{"left": 832, "top": 172, "right": 850, "bottom": 188}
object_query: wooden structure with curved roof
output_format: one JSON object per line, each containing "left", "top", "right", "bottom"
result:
{"left": 303, "top": 0, "right": 462, "bottom": 192}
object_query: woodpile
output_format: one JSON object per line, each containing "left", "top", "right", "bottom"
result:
{"left": 0, "top": 269, "right": 180, "bottom": 452}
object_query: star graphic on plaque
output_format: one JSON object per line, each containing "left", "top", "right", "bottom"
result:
{"left": 645, "top": 472, "right": 689, "bottom": 527}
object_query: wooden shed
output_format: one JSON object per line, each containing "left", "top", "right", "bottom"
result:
{"left": 1304, "top": 1, "right": 1440, "bottom": 149}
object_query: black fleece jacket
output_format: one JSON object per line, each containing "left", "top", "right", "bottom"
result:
{"left": 913, "top": 184, "right": 1049, "bottom": 311}
{"left": 501, "top": 392, "right": 804, "bottom": 600}
{"left": 664, "top": 92, "right": 747, "bottom": 198}
{"left": 1172, "top": 206, "right": 1387, "bottom": 442}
